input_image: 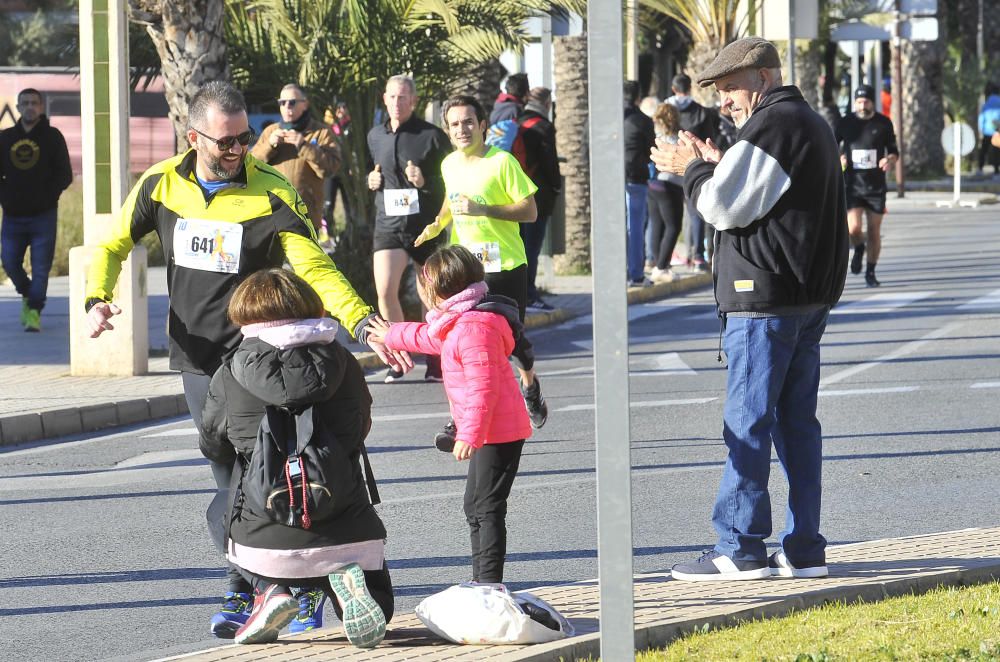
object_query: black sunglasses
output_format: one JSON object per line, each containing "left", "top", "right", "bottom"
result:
{"left": 278, "top": 99, "right": 300, "bottom": 107}
{"left": 192, "top": 127, "right": 254, "bottom": 151}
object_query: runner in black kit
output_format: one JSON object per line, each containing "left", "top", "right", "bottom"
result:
{"left": 835, "top": 85, "right": 898, "bottom": 287}
{"left": 367, "top": 75, "right": 452, "bottom": 381}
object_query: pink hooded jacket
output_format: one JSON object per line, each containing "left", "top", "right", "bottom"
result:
{"left": 384, "top": 283, "right": 531, "bottom": 447}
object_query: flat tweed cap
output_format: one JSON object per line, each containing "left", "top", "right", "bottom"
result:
{"left": 696, "top": 37, "right": 782, "bottom": 88}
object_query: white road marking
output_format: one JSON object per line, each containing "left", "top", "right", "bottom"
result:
{"left": 820, "top": 322, "right": 963, "bottom": 387}
{"left": 372, "top": 411, "right": 451, "bottom": 422}
{"left": 116, "top": 449, "right": 202, "bottom": 468}
{"left": 958, "top": 288, "right": 1000, "bottom": 311}
{"left": 831, "top": 291, "right": 935, "bottom": 315}
{"left": 971, "top": 382, "right": 1000, "bottom": 389}
{"left": 0, "top": 417, "right": 189, "bottom": 458}
{"left": 819, "top": 386, "right": 919, "bottom": 396}
{"left": 557, "top": 397, "right": 716, "bottom": 412}
{"left": 142, "top": 428, "right": 197, "bottom": 438}
{"left": 651, "top": 352, "right": 697, "bottom": 375}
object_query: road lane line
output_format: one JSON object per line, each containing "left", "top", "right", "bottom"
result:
{"left": 831, "top": 291, "right": 935, "bottom": 315}
{"left": 820, "top": 321, "right": 963, "bottom": 387}
{"left": 557, "top": 397, "right": 716, "bottom": 412}
{"left": 819, "top": 386, "right": 919, "bottom": 396}
{"left": 971, "top": 382, "right": 1000, "bottom": 389}
{"left": 958, "top": 288, "right": 1000, "bottom": 311}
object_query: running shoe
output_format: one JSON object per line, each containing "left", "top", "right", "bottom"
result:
{"left": 527, "top": 296, "right": 555, "bottom": 311}
{"left": 209, "top": 591, "right": 253, "bottom": 639}
{"left": 234, "top": 584, "right": 298, "bottom": 645}
{"left": 851, "top": 243, "right": 866, "bottom": 275}
{"left": 288, "top": 589, "right": 325, "bottom": 634}
{"left": 865, "top": 270, "right": 881, "bottom": 288}
{"left": 435, "top": 420, "right": 457, "bottom": 452}
{"left": 522, "top": 376, "right": 548, "bottom": 429}
{"left": 424, "top": 355, "right": 443, "bottom": 383}
{"left": 328, "top": 563, "right": 387, "bottom": 649}
{"left": 23, "top": 307, "right": 40, "bottom": 332}
{"left": 650, "top": 267, "right": 678, "bottom": 284}
{"left": 384, "top": 367, "right": 405, "bottom": 383}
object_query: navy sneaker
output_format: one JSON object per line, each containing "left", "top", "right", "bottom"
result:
{"left": 209, "top": 591, "right": 253, "bottom": 639}
{"left": 671, "top": 550, "right": 770, "bottom": 582}
{"left": 234, "top": 584, "right": 298, "bottom": 645}
{"left": 768, "top": 551, "right": 828, "bottom": 578}
{"left": 289, "top": 588, "right": 325, "bottom": 633}
{"left": 851, "top": 243, "right": 865, "bottom": 275}
{"left": 865, "top": 270, "right": 881, "bottom": 287}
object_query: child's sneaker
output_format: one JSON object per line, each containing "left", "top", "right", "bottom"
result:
{"left": 435, "top": 420, "right": 457, "bottom": 452}
{"left": 328, "top": 563, "right": 387, "bottom": 649}
{"left": 209, "top": 591, "right": 253, "bottom": 639}
{"left": 288, "top": 588, "right": 325, "bottom": 633}
{"left": 522, "top": 376, "right": 548, "bottom": 429}
{"left": 234, "top": 584, "right": 298, "bottom": 645}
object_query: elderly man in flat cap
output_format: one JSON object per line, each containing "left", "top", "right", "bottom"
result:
{"left": 652, "top": 37, "right": 848, "bottom": 582}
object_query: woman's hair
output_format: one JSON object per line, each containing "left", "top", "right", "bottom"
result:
{"left": 228, "top": 268, "right": 325, "bottom": 326}
{"left": 421, "top": 245, "right": 485, "bottom": 303}
{"left": 653, "top": 102, "right": 681, "bottom": 136}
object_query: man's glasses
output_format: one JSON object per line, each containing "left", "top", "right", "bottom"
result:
{"left": 192, "top": 127, "right": 254, "bottom": 151}
{"left": 278, "top": 99, "right": 300, "bottom": 107}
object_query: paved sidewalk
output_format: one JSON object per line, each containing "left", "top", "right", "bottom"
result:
{"left": 158, "top": 527, "right": 1000, "bottom": 662}
{"left": 0, "top": 264, "right": 712, "bottom": 446}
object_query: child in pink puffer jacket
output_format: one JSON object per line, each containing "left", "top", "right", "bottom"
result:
{"left": 368, "top": 245, "right": 531, "bottom": 584}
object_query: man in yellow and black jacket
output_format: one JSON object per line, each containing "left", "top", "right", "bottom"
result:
{"left": 84, "top": 81, "right": 404, "bottom": 636}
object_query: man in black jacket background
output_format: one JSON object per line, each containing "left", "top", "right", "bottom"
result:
{"left": 0, "top": 88, "right": 72, "bottom": 332}
{"left": 518, "top": 87, "right": 561, "bottom": 310}
{"left": 624, "top": 80, "right": 655, "bottom": 286}
{"left": 653, "top": 37, "right": 847, "bottom": 582}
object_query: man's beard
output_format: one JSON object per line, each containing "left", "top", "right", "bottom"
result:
{"left": 856, "top": 108, "right": 874, "bottom": 119}
{"left": 206, "top": 152, "right": 242, "bottom": 179}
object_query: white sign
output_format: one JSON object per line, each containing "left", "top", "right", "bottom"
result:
{"left": 756, "top": 0, "right": 819, "bottom": 41}
{"left": 898, "top": 17, "right": 938, "bottom": 41}
{"left": 830, "top": 21, "right": 891, "bottom": 42}
{"left": 900, "top": 0, "right": 937, "bottom": 14}
{"left": 941, "top": 122, "right": 975, "bottom": 157}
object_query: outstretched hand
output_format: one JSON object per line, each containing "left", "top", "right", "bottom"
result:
{"left": 87, "top": 302, "right": 122, "bottom": 338}
{"left": 414, "top": 220, "right": 444, "bottom": 247}
{"left": 365, "top": 316, "right": 413, "bottom": 372}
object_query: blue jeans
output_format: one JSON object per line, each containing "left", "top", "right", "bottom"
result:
{"left": 519, "top": 214, "right": 549, "bottom": 300}
{"left": 625, "top": 183, "right": 648, "bottom": 282}
{"left": 711, "top": 308, "right": 830, "bottom": 565}
{"left": 1, "top": 209, "right": 58, "bottom": 311}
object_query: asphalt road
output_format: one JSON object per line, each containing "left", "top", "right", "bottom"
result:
{"left": 2, "top": 203, "right": 999, "bottom": 662}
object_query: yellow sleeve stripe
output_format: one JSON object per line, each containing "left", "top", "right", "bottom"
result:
{"left": 280, "top": 231, "right": 373, "bottom": 335}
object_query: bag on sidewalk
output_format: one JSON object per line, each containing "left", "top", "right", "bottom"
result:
{"left": 414, "top": 582, "right": 574, "bottom": 645}
{"left": 242, "top": 405, "right": 378, "bottom": 529}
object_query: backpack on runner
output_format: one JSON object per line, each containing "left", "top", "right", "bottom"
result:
{"left": 242, "top": 405, "right": 379, "bottom": 529}
{"left": 485, "top": 116, "right": 543, "bottom": 177}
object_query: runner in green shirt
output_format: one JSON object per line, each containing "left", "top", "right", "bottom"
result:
{"left": 416, "top": 95, "right": 548, "bottom": 448}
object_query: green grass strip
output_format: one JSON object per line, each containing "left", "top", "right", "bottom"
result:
{"left": 637, "top": 580, "right": 1000, "bottom": 661}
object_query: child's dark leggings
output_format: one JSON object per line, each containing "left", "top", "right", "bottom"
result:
{"left": 246, "top": 562, "right": 395, "bottom": 623}
{"left": 464, "top": 440, "right": 524, "bottom": 583}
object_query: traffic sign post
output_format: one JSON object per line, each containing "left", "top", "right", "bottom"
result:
{"left": 936, "top": 122, "right": 979, "bottom": 208}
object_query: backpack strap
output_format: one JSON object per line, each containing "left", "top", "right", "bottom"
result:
{"left": 360, "top": 443, "right": 381, "bottom": 506}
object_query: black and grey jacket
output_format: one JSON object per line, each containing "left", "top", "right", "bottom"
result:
{"left": 683, "top": 86, "right": 848, "bottom": 314}
{"left": 200, "top": 326, "right": 386, "bottom": 557}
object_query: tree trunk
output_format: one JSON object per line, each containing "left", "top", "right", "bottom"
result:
{"left": 449, "top": 59, "right": 507, "bottom": 118}
{"left": 553, "top": 34, "right": 590, "bottom": 275}
{"left": 127, "top": 0, "right": 228, "bottom": 152}
{"left": 898, "top": 37, "right": 946, "bottom": 177}
{"left": 684, "top": 38, "right": 721, "bottom": 107}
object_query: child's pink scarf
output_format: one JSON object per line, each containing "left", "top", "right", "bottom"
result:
{"left": 425, "top": 282, "right": 488, "bottom": 340}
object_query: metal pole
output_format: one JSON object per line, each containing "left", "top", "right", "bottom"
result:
{"left": 787, "top": 0, "right": 796, "bottom": 86}
{"left": 953, "top": 122, "right": 961, "bottom": 203}
{"left": 626, "top": 0, "right": 638, "bottom": 80}
{"left": 874, "top": 41, "right": 883, "bottom": 115}
{"left": 892, "top": 0, "right": 906, "bottom": 197}
{"left": 587, "top": 0, "right": 635, "bottom": 658}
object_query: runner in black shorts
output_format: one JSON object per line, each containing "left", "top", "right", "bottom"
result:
{"left": 836, "top": 85, "right": 898, "bottom": 287}
{"left": 368, "top": 75, "right": 452, "bottom": 381}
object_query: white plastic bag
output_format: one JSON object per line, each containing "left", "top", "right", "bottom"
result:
{"left": 414, "top": 582, "right": 575, "bottom": 645}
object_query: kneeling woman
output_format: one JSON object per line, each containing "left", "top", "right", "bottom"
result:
{"left": 200, "top": 268, "right": 392, "bottom": 647}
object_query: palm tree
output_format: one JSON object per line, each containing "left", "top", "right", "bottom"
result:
{"left": 128, "top": 0, "right": 229, "bottom": 150}
{"left": 640, "top": 0, "right": 757, "bottom": 104}
{"left": 225, "top": 0, "right": 581, "bottom": 297}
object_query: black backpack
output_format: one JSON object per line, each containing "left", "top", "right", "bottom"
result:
{"left": 243, "top": 405, "right": 379, "bottom": 529}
